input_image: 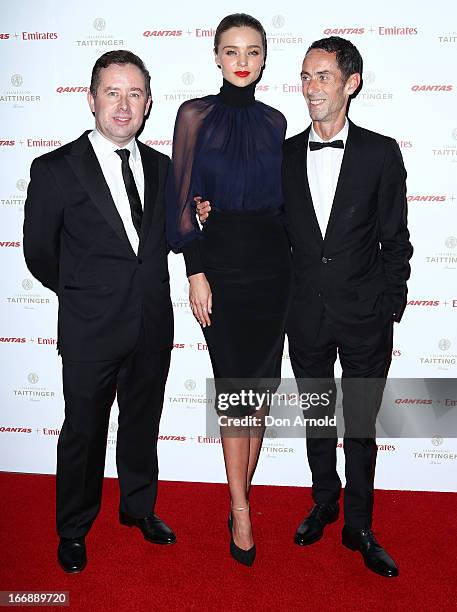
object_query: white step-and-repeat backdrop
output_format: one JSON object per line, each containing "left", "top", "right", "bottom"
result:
{"left": 1, "top": 0, "right": 456, "bottom": 491}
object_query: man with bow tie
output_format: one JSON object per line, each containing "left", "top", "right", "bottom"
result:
{"left": 23, "top": 50, "right": 175, "bottom": 573}
{"left": 283, "top": 36, "right": 412, "bottom": 577}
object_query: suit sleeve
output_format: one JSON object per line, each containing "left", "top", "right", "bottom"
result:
{"left": 377, "top": 139, "right": 413, "bottom": 322}
{"left": 23, "top": 157, "right": 64, "bottom": 293}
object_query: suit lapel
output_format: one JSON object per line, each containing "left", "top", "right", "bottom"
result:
{"left": 302, "top": 128, "right": 325, "bottom": 241}
{"left": 65, "top": 132, "right": 133, "bottom": 251}
{"left": 291, "top": 128, "right": 323, "bottom": 242}
{"left": 324, "top": 120, "right": 363, "bottom": 242}
{"left": 137, "top": 141, "right": 159, "bottom": 249}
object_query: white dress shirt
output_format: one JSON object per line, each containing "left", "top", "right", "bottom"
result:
{"left": 307, "top": 118, "right": 349, "bottom": 238}
{"left": 88, "top": 129, "right": 145, "bottom": 254}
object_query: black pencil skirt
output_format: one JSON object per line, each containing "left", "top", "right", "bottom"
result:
{"left": 200, "top": 209, "right": 292, "bottom": 416}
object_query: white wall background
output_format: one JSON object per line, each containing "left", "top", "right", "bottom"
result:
{"left": 1, "top": 0, "right": 456, "bottom": 492}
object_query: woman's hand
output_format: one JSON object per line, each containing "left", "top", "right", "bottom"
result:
{"left": 194, "top": 196, "right": 212, "bottom": 223}
{"left": 188, "top": 272, "right": 212, "bottom": 327}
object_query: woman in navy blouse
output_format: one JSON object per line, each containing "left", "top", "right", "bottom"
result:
{"left": 167, "top": 13, "right": 292, "bottom": 566}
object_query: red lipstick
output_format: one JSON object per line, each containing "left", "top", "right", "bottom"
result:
{"left": 235, "top": 71, "right": 250, "bottom": 78}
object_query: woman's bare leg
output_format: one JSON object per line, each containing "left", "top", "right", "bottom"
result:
{"left": 221, "top": 404, "right": 269, "bottom": 550}
{"left": 221, "top": 433, "right": 254, "bottom": 550}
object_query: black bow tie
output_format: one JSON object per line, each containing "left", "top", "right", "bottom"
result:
{"left": 309, "top": 140, "right": 344, "bottom": 151}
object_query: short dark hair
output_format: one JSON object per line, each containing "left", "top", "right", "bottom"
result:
{"left": 214, "top": 13, "right": 267, "bottom": 60}
{"left": 90, "top": 50, "right": 151, "bottom": 98}
{"left": 306, "top": 36, "right": 363, "bottom": 82}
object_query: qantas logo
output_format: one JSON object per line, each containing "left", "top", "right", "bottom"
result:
{"left": 323, "top": 28, "right": 365, "bottom": 35}
{"left": 158, "top": 435, "right": 186, "bottom": 441}
{"left": 407, "top": 300, "right": 440, "bottom": 306}
{"left": 0, "top": 337, "right": 26, "bottom": 343}
{"left": 56, "top": 86, "right": 88, "bottom": 93}
{"left": 0, "top": 241, "right": 20, "bottom": 247}
{"left": 407, "top": 195, "right": 446, "bottom": 202}
{"left": 145, "top": 139, "right": 172, "bottom": 147}
{"left": 411, "top": 85, "right": 453, "bottom": 92}
{"left": 143, "top": 30, "right": 183, "bottom": 37}
{"left": 0, "top": 141, "right": 15, "bottom": 146}
{"left": 395, "top": 398, "right": 432, "bottom": 405}
{"left": 0, "top": 426, "right": 32, "bottom": 433}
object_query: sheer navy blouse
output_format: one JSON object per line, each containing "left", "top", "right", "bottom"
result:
{"left": 166, "top": 79, "right": 287, "bottom": 274}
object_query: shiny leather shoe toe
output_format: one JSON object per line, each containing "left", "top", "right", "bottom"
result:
{"left": 342, "top": 527, "right": 399, "bottom": 577}
{"left": 119, "top": 511, "right": 176, "bottom": 545}
{"left": 57, "top": 537, "right": 86, "bottom": 573}
{"left": 294, "top": 502, "right": 339, "bottom": 546}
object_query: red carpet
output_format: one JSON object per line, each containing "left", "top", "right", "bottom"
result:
{"left": 0, "top": 473, "right": 456, "bottom": 611}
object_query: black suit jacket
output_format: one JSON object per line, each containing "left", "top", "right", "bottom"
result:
{"left": 283, "top": 120, "right": 413, "bottom": 344}
{"left": 23, "top": 131, "right": 173, "bottom": 361}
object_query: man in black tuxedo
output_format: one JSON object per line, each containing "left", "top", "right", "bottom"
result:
{"left": 23, "top": 50, "right": 175, "bottom": 573}
{"left": 284, "top": 37, "right": 412, "bottom": 577}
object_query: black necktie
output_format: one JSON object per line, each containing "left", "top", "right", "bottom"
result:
{"left": 309, "top": 140, "right": 344, "bottom": 151}
{"left": 115, "top": 148, "right": 143, "bottom": 236}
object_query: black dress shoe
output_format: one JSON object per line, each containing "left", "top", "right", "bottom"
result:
{"left": 57, "top": 537, "right": 86, "bottom": 573}
{"left": 228, "top": 506, "right": 256, "bottom": 567}
{"left": 294, "top": 502, "right": 339, "bottom": 546}
{"left": 342, "top": 527, "right": 399, "bottom": 577}
{"left": 230, "top": 537, "right": 256, "bottom": 567}
{"left": 119, "top": 511, "right": 176, "bottom": 544}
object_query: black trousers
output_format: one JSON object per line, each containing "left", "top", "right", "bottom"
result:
{"left": 289, "top": 313, "right": 393, "bottom": 530}
{"left": 56, "top": 331, "right": 171, "bottom": 538}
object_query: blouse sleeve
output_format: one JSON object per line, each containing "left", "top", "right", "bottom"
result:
{"left": 166, "top": 99, "right": 212, "bottom": 276}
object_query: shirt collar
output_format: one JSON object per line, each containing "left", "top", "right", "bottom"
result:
{"left": 309, "top": 117, "right": 349, "bottom": 144}
{"left": 89, "top": 128, "right": 138, "bottom": 161}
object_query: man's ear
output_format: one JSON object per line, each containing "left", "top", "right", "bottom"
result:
{"left": 145, "top": 96, "right": 152, "bottom": 116}
{"left": 87, "top": 90, "right": 95, "bottom": 113}
{"left": 345, "top": 73, "right": 361, "bottom": 96}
